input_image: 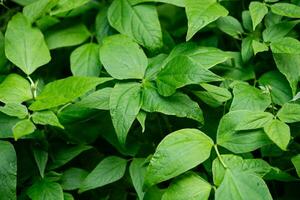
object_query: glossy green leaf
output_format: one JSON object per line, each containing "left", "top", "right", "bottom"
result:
{"left": 32, "top": 110, "right": 64, "bottom": 128}
{"left": 32, "top": 147, "right": 48, "bottom": 178}
{"left": 185, "top": 0, "right": 228, "bottom": 41}
{"left": 263, "top": 20, "right": 300, "bottom": 42}
{"left": 129, "top": 158, "right": 147, "bottom": 200}
{"left": 0, "top": 113, "right": 20, "bottom": 138}
{"left": 217, "top": 16, "right": 244, "bottom": 39}
{"left": 27, "top": 179, "right": 64, "bottom": 200}
{"left": 13, "top": 119, "right": 36, "bottom": 140}
{"left": 45, "top": 24, "right": 90, "bottom": 49}
{"left": 277, "top": 103, "right": 300, "bottom": 123}
{"left": 5, "top": 13, "right": 51, "bottom": 75}
{"left": 29, "top": 76, "right": 112, "bottom": 111}
{"left": 100, "top": 35, "right": 147, "bottom": 79}
{"left": 156, "top": 55, "right": 222, "bottom": 96}
{"left": 0, "top": 141, "right": 17, "bottom": 200}
{"left": 252, "top": 40, "right": 269, "bottom": 55}
{"left": 60, "top": 168, "right": 88, "bottom": 190}
{"left": 291, "top": 154, "right": 300, "bottom": 177}
{"left": 23, "top": 0, "right": 59, "bottom": 22}
{"left": 110, "top": 82, "right": 142, "bottom": 144}
{"left": 108, "top": 0, "right": 163, "bottom": 50}
{"left": 264, "top": 119, "right": 290, "bottom": 150}
{"left": 249, "top": 2, "right": 268, "bottom": 30}
{"left": 271, "top": 3, "right": 300, "bottom": 18}
{"left": 142, "top": 82, "right": 204, "bottom": 123}
{"left": 70, "top": 43, "right": 101, "bottom": 77}
{"left": 162, "top": 172, "right": 212, "bottom": 200}
{"left": 0, "top": 103, "right": 28, "bottom": 119}
{"left": 80, "top": 156, "right": 127, "bottom": 192}
{"left": 235, "top": 111, "right": 274, "bottom": 131}
{"left": 144, "top": 129, "right": 213, "bottom": 187}
{"left": 271, "top": 37, "right": 300, "bottom": 54}
{"left": 50, "top": 0, "right": 90, "bottom": 15}
{"left": 241, "top": 36, "right": 254, "bottom": 63}
{"left": 230, "top": 83, "right": 271, "bottom": 111}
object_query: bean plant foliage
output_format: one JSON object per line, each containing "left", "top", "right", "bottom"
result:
{"left": 0, "top": 0, "right": 300, "bottom": 199}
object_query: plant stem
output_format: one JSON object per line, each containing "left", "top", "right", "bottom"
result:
{"left": 214, "top": 144, "right": 227, "bottom": 168}
{"left": 27, "top": 76, "right": 36, "bottom": 100}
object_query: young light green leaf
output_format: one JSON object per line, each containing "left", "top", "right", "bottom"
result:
{"left": 0, "top": 74, "right": 32, "bottom": 104}
{"left": 252, "top": 40, "right": 269, "bottom": 55}
{"left": 264, "top": 119, "right": 290, "bottom": 151}
{"left": 215, "top": 170, "right": 272, "bottom": 200}
{"left": 45, "top": 24, "right": 90, "bottom": 49}
{"left": 129, "top": 0, "right": 184, "bottom": 7}
{"left": 29, "top": 76, "right": 112, "bottom": 111}
{"left": 185, "top": 0, "right": 228, "bottom": 41}
{"left": 216, "top": 16, "right": 244, "bottom": 39}
{"left": 249, "top": 2, "right": 268, "bottom": 30}
{"left": 50, "top": 0, "right": 90, "bottom": 15}
{"left": 60, "top": 168, "right": 88, "bottom": 190}
{"left": 0, "top": 141, "right": 17, "bottom": 200}
{"left": 32, "top": 110, "right": 64, "bottom": 129}
{"left": 271, "top": 3, "right": 300, "bottom": 18}
{"left": 70, "top": 43, "right": 101, "bottom": 77}
{"left": 273, "top": 53, "right": 300, "bottom": 95}
{"left": 235, "top": 111, "right": 274, "bottom": 131}
{"left": 129, "top": 158, "right": 147, "bottom": 200}
{"left": 162, "top": 172, "right": 212, "bottom": 200}
{"left": 80, "top": 156, "right": 127, "bottom": 192}
{"left": 100, "top": 34, "right": 147, "bottom": 80}
{"left": 263, "top": 20, "right": 300, "bottom": 42}
{"left": 5, "top": 13, "right": 51, "bottom": 75}
{"left": 110, "top": 82, "right": 142, "bottom": 145}
{"left": 27, "top": 179, "right": 64, "bottom": 200}
{"left": 23, "top": 0, "right": 59, "bottom": 22}
{"left": 144, "top": 129, "right": 214, "bottom": 187}
{"left": 277, "top": 103, "right": 300, "bottom": 123}
{"left": 271, "top": 37, "right": 300, "bottom": 54}
{"left": 291, "top": 154, "right": 300, "bottom": 177}
{"left": 217, "top": 110, "right": 272, "bottom": 153}
{"left": 13, "top": 119, "right": 36, "bottom": 140}
{"left": 258, "top": 71, "right": 292, "bottom": 106}
{"left": 142, "top": 82, "right": 204, "bottom": 123}
{"left": 32, "top": 147, "right": 48, "bottom": 178}
{"left": 0, "top": 103, "right": 28, "bottom": 119}
{"left": 108, "top": 0, "right": 163, "bottom": 50}
{"left": 156, "top": 55, "right": 222, "bottom": 96}
{"left": 230, "top": 83, "right": 271, "bottom": 111}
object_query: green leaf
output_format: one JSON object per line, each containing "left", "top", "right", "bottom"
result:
{"left": 263, "top": 20, "right": 300, "bottom": 42}
{"left": 162, "top": 172, "right": 212, "bottom": 200}
{"left": 185, "top": 0, "right": 228, "bottom": 41}
{"left": 45, "top": 24, "right": 90, "bottom": 49}
{"left": 252, "top": 40, "right": 269, "bottom": 55}
{"left": 216, "top": 16, "right": 244, "bottom": 39}
{"left": 0, "top": 140, "right": 17, "bottom": 200}
{"left": 235, "top": 111, "right": 274, "bottom": 131}
{"left": 63, "top": 193, "right": 74, "bottom": 200}
{"left": 50, "top": 0, "right": 90, "bottom": 15}
{"left": 249, "top": 2, "right": 268, "bottom": 30}
{"left": 0, "top": 113, "right": 20, "bottom": 138}
{"left": 0, "top": 103, "right": 28, "bottom": 119}
{"left": 108, "top": 0, "right": 163, "bottom": 50}
{"left": 156, "top": 55, "right": 222, "bottom": 96}
{"left": 273, "top": 53, "right": 300, "bottom": 95}
{"left": 32, "top": 110, "right": 64, "bottom": 129}
{"left": 291, "top": 154, "right": 300, "bottom": 177}
{"left": 5, "top": 13, "right": 51, "bottom": 75}
{"left": 242, "top": 11, "right": 252, "bottom": 31}
{"left": 129, "top": 158, "right": 147, "bottom": 200}
{"left": 29, "top": 76, "right": 112, "bottom": 111}
{"left": 271, "top": 3, "right": 300, "bottom": 18}
{"left": 277, "top": 103, "right": 300, "bottom": 123}
{"left": 60, "top": 168, "right": 88, "bottom": 190}
{"left": 23, "top": 0, "right": 59, "bottom": 22}
{"left": 137, "top": 111, "right": 147, "bottom": 133}
{"left": 110, "top": 82, "right": 142, "bottom": 145}
{"left": 49, "top": 145, "right": 92, "bottom": 169}
{"left": 217, "top": 110, "right": 272, "bottom": 153}
{"left": 100, "top": 35, "right": 147, "bottom": 79}
{"left": 241, "top": 36, "right": 254, "bottom": 63}
{"left": 27, "top": 179, "right": 64, "bottom": 200}
{"left": 230, "top": 83, "right": 271, "bottom": 111}
{"left": 263, "top": 119, "right": 290, "bottom": 150}
{"left": 32, "top": 146, "right": 48, "bottom": 178}
{"left": 258, "top": 71, "right": 293, "bottom": 105}
{"left": 0, "top": 30, "right": 8, "bottom": 72}
{"left": 129, "top": 0, "right": 184, "bottom": 7}
{"left": 144, "top": 129, "right": 213, "bottom": 187}
{"left": 13, "top": 119, "right": 36, "bottom": 140}
{"left": 215, "top": 170, "right": 272, "bottom": 200}
{"left": 80, "top": 156, "right": 127, "bottom": 192}
{"left": 70, "top": 43, "right": 101, "bottom": 77}
{"left": 271, "top": 37, "right": 300, "bottom": 54}
{"left": 0, "top": 74, "right": 32, "bottom": 104}
{"left": 142, "top": 82, "right": 204, "bottom": 123}
{"left": 95, "top": 7, "right": 112, "bottom": 44}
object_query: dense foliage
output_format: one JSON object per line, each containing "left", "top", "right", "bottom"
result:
{"left": 0, "top": 0, "right": 300, "bottom": 199}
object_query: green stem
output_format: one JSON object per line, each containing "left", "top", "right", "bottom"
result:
{"left": 27, "top": 76, "right": 36, "bottom": 100}
{"left": 214, "top": 144, "right": 227, "bottom": 168}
